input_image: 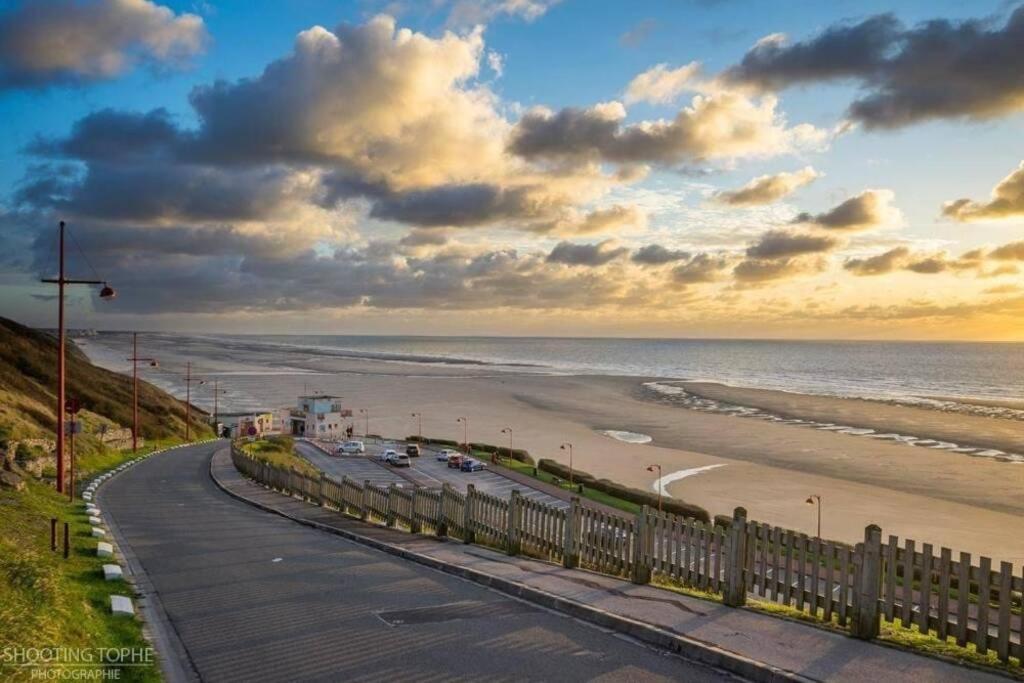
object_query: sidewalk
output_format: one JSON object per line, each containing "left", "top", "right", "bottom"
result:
{"left": 210, "top": 447, "right": 1006, "bottom": 683}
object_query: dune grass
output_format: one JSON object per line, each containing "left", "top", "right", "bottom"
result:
{"left": 240, "top": 435, "right": 319, "bottom": 478}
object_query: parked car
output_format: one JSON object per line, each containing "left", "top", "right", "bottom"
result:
{"left": 460, "top": 458, "right": 485, "bottom": 472}
{"left": 338, "top": 440, "right": 365, "bottom": 455}
{"left": 436, "top": 448, "right": 457, "bottom": 462}
{"left": 379, "top": 449, "right": 398, "bottom": 463}
{"left": 446, "top": 453, "right": 464, "bottom": 468}
{"left": 405, "top": 444, "right": 421, "bottom": 457}
{"left": 390, "top": 453, "right": 412, "bottom": 467}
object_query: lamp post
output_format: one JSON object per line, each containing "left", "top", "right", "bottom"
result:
{"left": 805, "top": 494, "right": 822, "bottom": 538}
{"left": 560, "top": 442, "right": 574, "bottom": 487}
{"left": 40, "top": 221, "right": 115, "bottom": 493}
{"left": 646, "top": 464, "right": 663, "bottom": 512}
{"left": 411, "top": 412, "right": 422, "bottom": 442}
{"left": 359, "top": 408, "right": 369, "bottom": 437}
{"left": 205, "top": 379, "right": 226, "bottom": 432}
{"left": 127, "top": 332, "right": 158, "bottom": 453}
{"left": 456, "top": 417, "right": 468, "bottom": 454}
{"left": 500, "top": 427, "right": 512, "bottom": 466}
{"left": 182, "top": 362, "right": 204, "bottom": 442}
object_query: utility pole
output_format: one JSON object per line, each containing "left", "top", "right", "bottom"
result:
{"left": 40, "top": 221, "right": 115, "bottom": 493}
{"left": 127, "top": 332, "right": 157, "bottom": 452}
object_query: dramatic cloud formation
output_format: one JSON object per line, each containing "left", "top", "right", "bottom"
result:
{"left": 725, "top": 7, "right": 1024, "bottom": 128}
{"left": 632, "top": 244, "right": 691, "bottom": 265}
{"left": 509, "top": 90, "right": 826, "bottom": 166}
{"left": 671, "top": 253, "right": 733, "bottom": 284}
{"left": 0, "top": 0, "right": 207, "bottom": 90}
{"left": 546, "top": 240, "right": 628, "bottom": 266}
{"left": 624, "top": 62, "right": 700, "bottom": 104}
{"left": 943, "top": 161, "right": 1024, "bottom": 222}
{"left": 841, "top": 243, "right": 1024, "bottom": 277}
{"left": 792, "top": 190, "right": 899, "bottom": 231}
{"left": 713, "top": 166, "right": 820, "bottom": 206}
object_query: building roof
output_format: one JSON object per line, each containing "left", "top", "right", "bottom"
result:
{"left": 298, "top": 394, "right": 343, "bottom": 399}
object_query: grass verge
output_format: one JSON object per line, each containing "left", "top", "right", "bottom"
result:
{"left": 0, "top": 445, "right": 177, "bottom": 682}
{"left": 239, "top": 435, "right": 319, "bottom": 478}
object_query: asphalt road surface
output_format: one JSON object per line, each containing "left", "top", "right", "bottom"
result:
{"left": 101, "top": 441, "right": 738, "bottom": 682}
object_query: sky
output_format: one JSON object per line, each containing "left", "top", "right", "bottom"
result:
{"left": 1, "top": 0, "right": 1024, "bottom": 340}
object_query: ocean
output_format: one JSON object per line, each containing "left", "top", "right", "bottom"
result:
{"left": 77, "top": 332, "right": 1024, "bottom": 413}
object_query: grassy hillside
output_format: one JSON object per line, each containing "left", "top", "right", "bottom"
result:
{"left": 0, "top": 316, "right": 214, "bottom": 681}
{"left": 0, "top": 316, "right": 211, "bottom": 453}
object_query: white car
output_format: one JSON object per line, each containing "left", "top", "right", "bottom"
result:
{"left": 338, "top": 440, "right": 365, "bottom": 455}
{"left": 379, "top": 449, "right": 399, "bottom": 463}
{"left": 436, "top": 448, "right": 457, "bottom": 462}
{"left": 390, "top": 453, "right": 411, "bottom": 467}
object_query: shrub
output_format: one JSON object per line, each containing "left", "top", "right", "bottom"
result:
{"left": 537, "top": 458, "right": 709, "bottom": 522}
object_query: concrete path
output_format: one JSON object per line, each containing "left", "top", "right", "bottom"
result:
{"left": 99, "top": 442, "right": 736, "bottom": 682}
{"left": 212, "top": 447, "right": 1009, "bottom": 683}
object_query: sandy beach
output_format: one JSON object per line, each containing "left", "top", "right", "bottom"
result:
{"left": 81, "top": 335, "right": 1024, "bottom": 570}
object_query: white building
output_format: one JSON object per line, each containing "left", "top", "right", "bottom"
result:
{"left": 288, "top": 395, "right": 348, "bottom": 439}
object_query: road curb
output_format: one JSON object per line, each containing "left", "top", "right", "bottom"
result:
{"left": 209, "top": 447, "right": 813, "bottom": 683}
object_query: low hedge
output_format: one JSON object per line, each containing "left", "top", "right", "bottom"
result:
{"left": 537, "top": 458, "right": 709, "bottom": 523}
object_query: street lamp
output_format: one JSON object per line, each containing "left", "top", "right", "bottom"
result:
{"left": 359, "top": 408, "right": 369, "bottom": 437}
{"left": 127, "top": 333, "right": 158, "bottom": 453}
{"left": 182, "top": 362, "right": 206, "bottom": 442}
{"left": 456, "top": 417, "right": 468, "bottom": 454}
{"left": 411, "top": 412, "right": 422, "bottom": 442}
{"left": 206, "top": 379, "right": 226, "bottom": 431}
{"left": 805, "top": 494, "right": 822, "bottom": 538}
{"left": 560, "top": 442, "right": 574, "bottom": 487}
{"left": 646, "top": 464, "right": 663, "bottom": 512}
{"left": 500, "top": 427, "right": 512, "bottom": 466}
{"left": 40, "top": 221, "right": 116, "bottom": 493}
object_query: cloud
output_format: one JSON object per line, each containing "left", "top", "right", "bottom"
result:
{"left": 550, "top": 205, "right": 647, "bottom": 236}
{"left": 672, "top": 253, "right": 733, "bottom": 283}
{"left": 619, "top": 19, "right": 657, "bottom": 48}
{"left": 792, "top": 189, "right": 899, "bottom": 230}
{"left": 745, "top": 229, "right": 839, "bottom": 259}
{"left": 733, "top": 255, "right": 824, "bottom": 283}
{"left": 546, "top": 240, "right": 628, "bottom": 266}
{"left": 624, "top": 62, "right": 701, "bottom": 104}
{"left": 713, "top": 166, "right": 820, "bottom": 205}
{"left": 399, "top": 229, "right": 450, "bottom": 248}
{"left": 0, "top": 0, "right": 207, "bottom": 90}
{"left": 445, "top": 0, "right": 560, "bottom": 27}
{"left": 843, "top": 246, "right": 910, "bottom": 275}
{"left": 632, "top": 244, "right": 691, "bottom": 266}
{"left": 989, "top": 240, "right": 1024, "bottom": 260}
{"left": 509, "top": 89, "right": 827, "bottom": 166}
{"left": 725, "top": 8, "right": 1024, "bottom": 128}
{"left": 942, "top": 161, "right": 1024, "bottom": 222}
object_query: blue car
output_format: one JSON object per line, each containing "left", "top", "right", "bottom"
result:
{"left": 460, "top": 458, "right": 486, "bottom": 472}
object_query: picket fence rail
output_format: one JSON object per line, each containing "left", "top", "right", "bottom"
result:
{"left": 231, "top": 444, "right": 1022, "bottom": 666}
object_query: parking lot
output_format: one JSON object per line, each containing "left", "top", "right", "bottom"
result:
{"left": 294, "top": 439, "right": 567, "bottom": 509}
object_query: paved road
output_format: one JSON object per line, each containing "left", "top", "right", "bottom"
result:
{"left": 101, "top": 442, "right": 737, "bottom": 682}
{"left": 297, "top": 439, "right": 569, "bottom": 509}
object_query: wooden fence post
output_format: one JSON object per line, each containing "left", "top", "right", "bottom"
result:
{"left": 318, "top": 473, "right": 326, "bottom": 506}
{"left": 724, "top": 506, "right": 749, "bottom": 606}
{"left": 410, "top": 487, "right": 422, "bottom": 534}
{"left": 850, "top": 524, "right": 882, "bottom": 640}
{"left": 385, "top": 483, "right": 397, "bottom": 527}
{"left": 360, "top": 479, "right": 371, "bottom": 521}
{"left": 506, "top": 490, "right": 522, "bottom": 556}
{"left": 463, "top": 484, "right": 476, "bottom": 544}
{"left": 341, "top": 476, "right": 351, "bottom": 515}
{"left": 437, "top": 483, "right": 451, "bottom": 538}
{"left": 563, "top": 497, "right": 580, "bottom": 569}
{"left": 631, "top": 505, "right": 652, "bottom": 585}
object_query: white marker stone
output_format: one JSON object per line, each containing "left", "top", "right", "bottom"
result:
{"left": 96, "top": 542, "right": 114, "bottom": 558}
{"left": 110, "top": 595, "right": 134, "bottom": 616}
{"left": 91, "top": 527, "right": 106, "bottom": 538}
{"left": 82, "top": 493, "right": 92, "bottom": 501}
{"left": 102, "top": 564, "right": 124, "bottom": 581}
{"left": 88, "top": 516, "right": 102, "bottom": 525}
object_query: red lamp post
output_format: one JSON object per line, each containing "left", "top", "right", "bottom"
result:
{"left": 127, "top": 332, "right": 158, "bottom": 453}
{"left": 40, "top": 221, "right": 115, "bottom": 494}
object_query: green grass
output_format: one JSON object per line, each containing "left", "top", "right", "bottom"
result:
{"left": 745, "top": 599, "right": 1023, "bottom": 678}
{"left": 241, "top": 436, "right": 319, "bottom": 478}
{"left": 0, "top": 448, "right": 168, "bottom": 682}
{"left": 486, "top": 454, "right": 642, "bottom": 515}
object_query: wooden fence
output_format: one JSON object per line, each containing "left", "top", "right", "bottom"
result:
{"left": 231, "top": 445, "right": 1022, "bottom": 666}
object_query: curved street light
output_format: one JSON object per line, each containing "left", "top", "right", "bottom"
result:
{"left": 456, "top": 417, "right": 468, "bottom": 454}
{"left": 411, "top": 412, "right": 422, "bottom": 442}
{"left": 40, "top": 221, "right": 116, "bottom": 494}
{"left": 646, "top": 464, "right": 663, "bottom": 512}
{"left": 806, "top": 494, "right": 822, "bottom": 538}
{"left": 500, "top": 427, "right": 512, "bottom": 465}
{"left": 560, "top": 442, "right": 574, "bottom": 487}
